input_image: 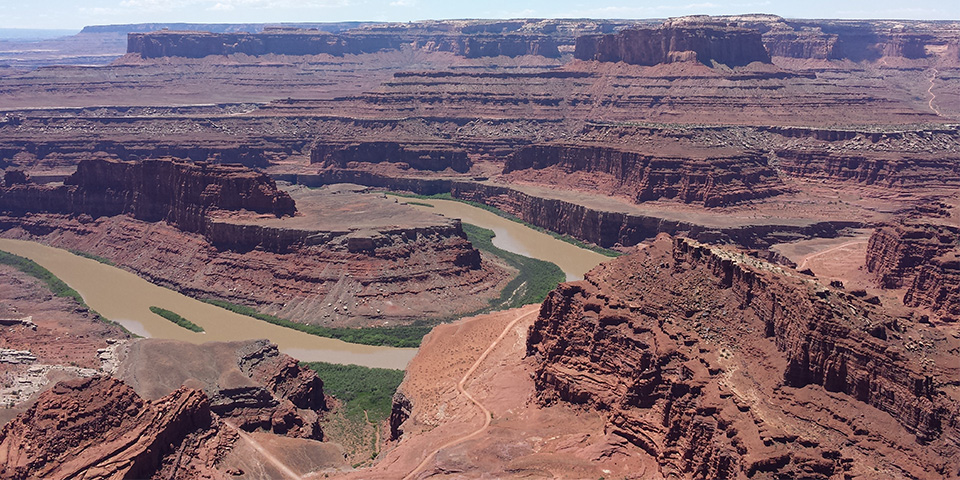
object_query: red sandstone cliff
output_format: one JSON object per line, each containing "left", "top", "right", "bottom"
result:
{"left": 867, "top": 221, "right": 960, "bottom": 321}
{"left": 0, "top": 377, "right": 225, "bottom": 480}
{"left": 0, "top": 158, "right": 295, "bottom": 231}
{"left": 527, "top": 235, "right": 960, "bottom": 478}
{"left": 774, "top": 149, "right": 960, "bottom": 188}
{"left": 503, "top": 143, "right": 788, "bottom": 207}
{"left": 574, "top": 25, "right": 771, "bottom": 67}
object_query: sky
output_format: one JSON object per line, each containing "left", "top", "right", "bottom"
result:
{"left": 1, "top": 0, "right": 957, "bottom": 30}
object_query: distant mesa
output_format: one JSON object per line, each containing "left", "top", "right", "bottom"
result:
{"left": 126, "top": 27, "right": 564, "bottom": 59}
{"left": 575, "top": 24, "right": 771, "bottom": 67}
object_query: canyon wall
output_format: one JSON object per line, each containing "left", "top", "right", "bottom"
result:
{"left": 867, "top": 221, "right": 960, "bottom": 320}
{"left": 411, "top": 34, "right": 560, "bottom": 58}
{"left": 774, "top": 149, "right": 960, "bottom": 187}
{"left": 128, "top": 30, "right": 561, "bottom": 59}
{"left": 503, "top": 143, "right": 788, "bottom": 206}
{"left": 527, "top": 235, "right": 960, "bottom": 478}
{"left": 450, "top": 181, "right": 860, "bottom": 249}
{"left": 663, "top": 15, "right": 960, "bottom": 63}
{"left": 0, "top": 157, "right": 295, "bottom": 233}
{"left": 311, "top": 140, "right": 471, "bottom": 173}
{"left": 574, "top": 25, "right": 771, "bottom": 66}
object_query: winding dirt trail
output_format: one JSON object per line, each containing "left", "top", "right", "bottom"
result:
{"left": 927, "top": 68, "right": 942, "bottom": 116}
{"left": 402, "top": 309, "right": 539, "bottom": 480}
{"left": 225, "top": 420, "right": 304, "bottom": 480}
{"left": 797, "top": 240, "right": 868, "bottom": 271}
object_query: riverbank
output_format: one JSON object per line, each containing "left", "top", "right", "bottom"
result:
{"left": 0, "top": 238, "right": 417, "bottom": 370}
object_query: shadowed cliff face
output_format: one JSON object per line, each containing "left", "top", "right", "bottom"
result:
{"left": 0, "top": 158, "right": 295, "bottom": 232}
{"left": 575, "top": 26, "right": 771, "bottom": 67}
{"left": 527, "top": 234, "right": 960, "bottom": 479}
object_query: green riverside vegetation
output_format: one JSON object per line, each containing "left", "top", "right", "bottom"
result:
{"left": 149, "top": 306, "right": 204, "bottom": 333}
{"left": 387, "top": 191, "right": 622, "bottom": 257}
{"left": 67, "top": 249, "right": 116, "bottom": 266}
{"left": 201, "top": 299, "right": 430, "bottom": 348}
{"left": 462, "top": 223, "right": 566, "bottom": 310}
{"left": 0, "top": 249, "right": 132, "bottom": 334}
{"left": 303, "top": 362, "right": 404, "bottom": 425}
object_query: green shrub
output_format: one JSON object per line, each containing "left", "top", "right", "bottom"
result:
{"left": 462, "top": 223, "right": 566, "bottom": 309}
{"left": 149, "top": 306, "right": 204, "bottom": 332}
{"left": 201, "top": 299, "right": 431, "bottom": 347}
{"left": 67, "top": 249, "right": 115, "bottom": 266}
{"left": 303, "top": 362, "right": 404, "bottom": 424}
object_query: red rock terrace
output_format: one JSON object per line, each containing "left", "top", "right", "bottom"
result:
{"left": 502, "top": 143, "right": 789, "bottom": 207}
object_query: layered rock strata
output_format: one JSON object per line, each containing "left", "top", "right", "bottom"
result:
{"left": 128, "top": 30, "right": 404, "bottom": 58}
{"left": 0, "top": 376, "right": 226, "bottom": 480}
{"left": 503, "top": 143, "right": 788, "bottom": 206}
{"left": 774, "top": 149, "right": 960, "bottom": 187}
{"left": 867, "top": 221, "right": 960, "bottom": 320}
{"left": 450, "top": 181, "right": 860, "bottom": 249}
{"left": 0, "top": 157, "right": 295, "bottom": 234}
{"left": 574, "top": 25, "right": 771, "bottom": 67}
{"left": 527, "top": 235, "right": 960, "bottom": 478}
{"left": 128, "top": 29, "right": 561, "bottom": 59}
{"left": 311, "top": 140, "right": 471, "bottom": 173}
{"left": 664, "top": 15, "right": 960, "bottom": 63}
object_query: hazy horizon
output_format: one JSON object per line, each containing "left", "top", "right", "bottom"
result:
{"left": 2, "top": 0, "right": 958, "bottom": 30}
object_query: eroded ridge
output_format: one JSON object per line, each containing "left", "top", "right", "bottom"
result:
{"left": 527, "top": 234, "right": 960, "bottom": 479}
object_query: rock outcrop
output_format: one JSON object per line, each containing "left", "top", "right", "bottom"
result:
{"left": 574, "top": 25, "right": 771, "bottom": 67}
{"left": 311, "top": 140, "right": 471, "bottom": 173}
{"left": 527, "top": 235, "right": 960, "bottom": 478}
{"left": 119, "top": 339, "right": 327, "bottom": 441}
{"left": 0, "top": 157, "right": 295, "bottom": 233}
{"left": 867, "top": 220, "right": 960, "bottom": 320}
{"left": 774, "top": 149, "right": 960, "bottom": 187}
{"left": 660, "top": 15, "right": 960, "bottom": 63}
{"left": 411, "top": 34, "right": 560, "bottom": 58}
{"left": 503, "top": 143, "right": 788, "bottom": 207}
{"left": 450, "top": 181, "right": 860, "bottom": 249}
{"left": 0, "top": 376, "right": 225, "bottom": 480}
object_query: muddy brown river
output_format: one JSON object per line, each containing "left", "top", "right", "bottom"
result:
{"left": 0, "top": 238, "right": 417, "bottom": 369}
